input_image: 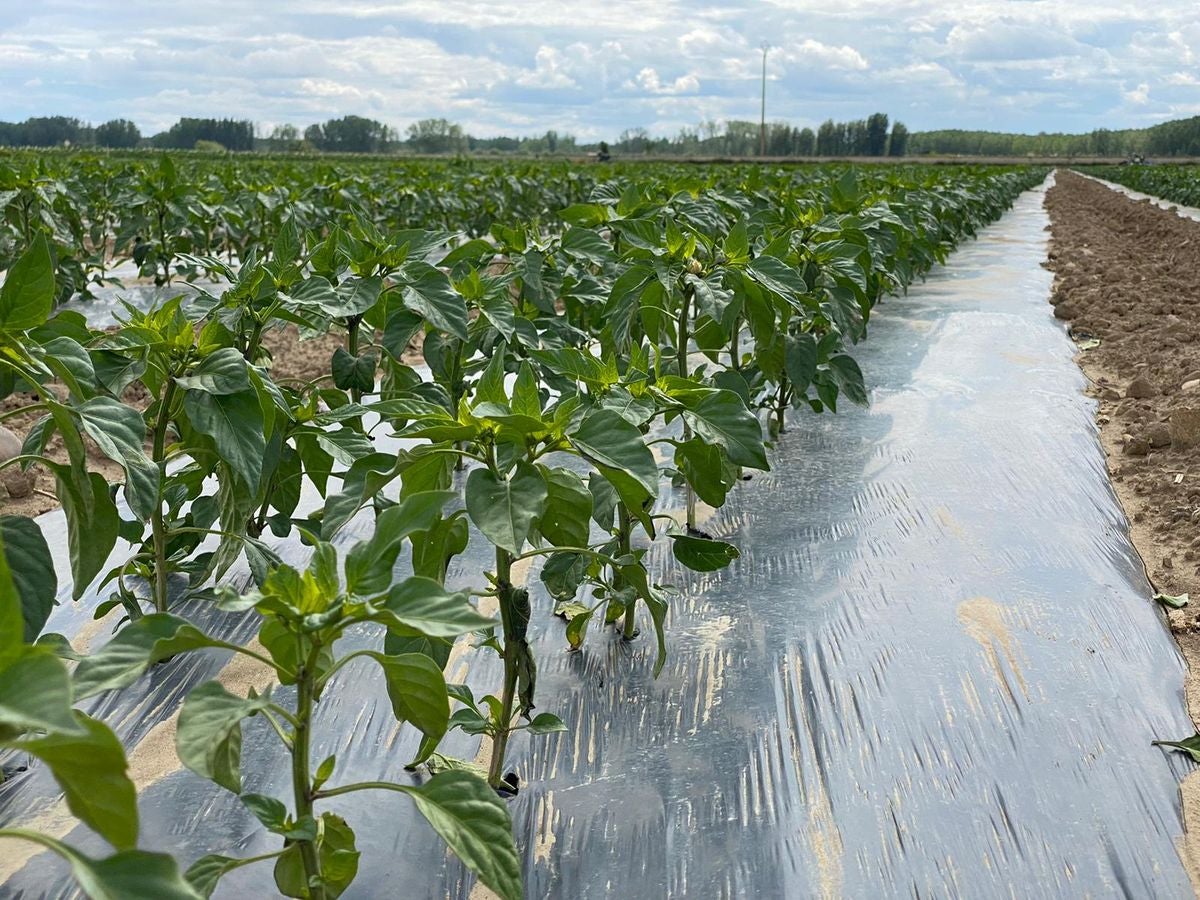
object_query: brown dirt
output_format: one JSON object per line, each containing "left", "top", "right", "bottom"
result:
{"left": 1045, "top": 169, "right": 1200, "bottom": 890}
{"left": 0, "top": 324, "right": 420, "bottom": 518}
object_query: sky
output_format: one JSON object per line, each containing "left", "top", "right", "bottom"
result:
{"left": 1, "top": 1, "right": 1198, "bottom": 140}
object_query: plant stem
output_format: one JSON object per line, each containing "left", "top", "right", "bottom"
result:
{"left": 487, "top": 545, "right": 518, "bottom": 790}
{"left": 677, "top": 285, "right": 697, "bottom": 531}
{"left": 150, "top": 379, "right": 177, "bottom": 613}
{"left": 617, "top": 503, "right": 637, "bottom": 639}
{"left": 730, "top": 316, "right": 741, "bottom": 371}
{"left": 346, "top": 315, "right": 363, "bottom": 405}
{"left": 450, "top": 351, "right": 465, "bottom": 471}
{"left": 775, "top": 372, "right": 789, "bottom": 435}
{"left": 292, "top": 646, "right": 326, "bottom": 900}
{"left": 244, "top": 317, "right": 264, "bottom": 363}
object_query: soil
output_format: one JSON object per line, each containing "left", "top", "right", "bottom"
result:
{"left": 1045, "top": 169, "right": 1200, "bottom": 889}
{"left": 0, "top": 324, "right": 416, "bottom": 518}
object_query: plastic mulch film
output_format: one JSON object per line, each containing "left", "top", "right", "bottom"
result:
{"left": 2, "top": 177, "right": 1196, "bottom": 898}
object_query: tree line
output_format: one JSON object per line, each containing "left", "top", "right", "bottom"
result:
{"left": 3, "top": 112, "right": 1200, "bottom": 158}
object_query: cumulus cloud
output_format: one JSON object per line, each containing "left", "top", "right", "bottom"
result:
{"left": 632, "top": 67, "right": 701, "bottom": 95}
{"left": 1, "top": 0, "right": 1198, "bottom": 137}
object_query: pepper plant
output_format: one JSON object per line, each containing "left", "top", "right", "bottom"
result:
{"left": 73, "top": 532, "right": 522, "bottom": 900}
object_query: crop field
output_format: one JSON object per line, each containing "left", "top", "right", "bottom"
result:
{"left": 6, "top": 150, "right": 1200, "bottom": 898}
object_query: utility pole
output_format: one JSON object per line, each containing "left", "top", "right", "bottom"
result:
{"left": 759, "top": 42, "right": 769, "bottom": 157}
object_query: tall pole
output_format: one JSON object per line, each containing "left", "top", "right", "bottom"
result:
{"left": 759, "top": 43, "right": 769, "bottom": 157}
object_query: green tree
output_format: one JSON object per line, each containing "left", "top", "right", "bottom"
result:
{"left": 95, "top": 119, "right": 141, "bottom": 148}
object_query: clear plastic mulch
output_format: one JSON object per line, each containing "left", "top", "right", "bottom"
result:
{"left": 2, "top": 177, "right": 1196, "bottom": 898}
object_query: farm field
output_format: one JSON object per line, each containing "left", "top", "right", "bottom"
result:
{"left": 2, "top": 152, "right": 1200, "bottom": 897}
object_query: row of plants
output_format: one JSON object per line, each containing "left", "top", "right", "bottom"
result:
{"left": 0, "top": 159, "right": 1043, "bottom": 898}
{"left": 1083, "top": 164, "right": 1200, "bottom": 207}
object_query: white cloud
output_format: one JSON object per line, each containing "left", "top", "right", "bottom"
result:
{"left": 1123, "top": 82, "right": 1151, "bottom": 105}
{"left": 632, "top": 67, "right": 701, "bottom": 95}
{"left": 787, "top": 39, "right": 869, "bottom": 71}
{"left": 1, "top": 0, "right": 1199, "bottom": 138}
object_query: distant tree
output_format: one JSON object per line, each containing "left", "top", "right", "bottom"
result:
{"left": 154, "top": 118, "right": 253, "bottom": 151}
{"left": 316, "top": 115, "right": 395, "bottom": 153}
{"left": 262, "top": 123, "right": 302, "bottom": 152}
{"left": 617, "top": 127, "right": 651, "bottom": 154}
{"left": 887, "top": 121, "right": 909, "bottom": 157}
{"left": 13, "top": 116, "right": 86, "bottom": 147}
{"left": 796, "top": 127, "right": 816, "bottom": 156}
{"left": 404, "top": 118, "right": 465, "bottom": 154}
{"left": 816, "top": 119, "right": 837, "bottom": 155}
{"left": 95, "top": 118, "right": 140, "bottom": 148}
{"left": 865, "top": 113, "right": 889, "bottom": 156}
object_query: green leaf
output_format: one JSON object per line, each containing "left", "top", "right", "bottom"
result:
{"left": 746, "top": 255, "right": 807, "bottom": 304}
{"left": 382, "top": 308, "right": 424, "bottom": 360}
{"left": 587, "top": 472, "right": 617, "bottom": 529}
{"left": 674, "top": 439, "right": 736, "bottom": 508}
{"left": 473, "top": 346, "right": 508, "bottom": 406}
{"left": 375, "top": 576, "right": 495, "bottom": 638}
{"left": 174, "top": 348, "right": 251, "bottom": 395}
{"left": 75, "top": 397, "right": 159, "bottom": 521}
{"left": 0, "top": 515, "right": 56, "bottom": 642}
{"left": 465, "top": 462, "right": 547, "bottom": 554}
{"left": 403, "top": 261, "right": 468, "bottom": 341}
{"left": 74, "top": 614, "right": 227, "bottom": 699}
{"left": 1154, "top": 733, "right": 1200, "bottom": 763}
{"left": 511, "top": 361, "right": 541, "bottom": 418}
{"left": 541, "top": 551, "right": 589, "bottom": 602}
{"left": 828, "top": 354, "right": 868, "bottom": 406}
{"left": 399, "top": 771, "right": 522, "bottom": 900}
{"left": 784, "top": 332, "right": 818, "bottom": 394}
{"left": 343, "top": 491, "right": 455, "bottom": 595}
{"left": 176, "top": 680, "right": 270, "bottom": 794}
{"left": 526, "top": 712, "right": 568, "bottom": 735}
{"left": 678, "top": 389, "right": 768, "bottom": 470}
{"left": 1156, "top": 592, "right": 1190, "bottom": 610}
{"left": 409, "top": 513, "right": 470, "bottom": 585}
{"left": 369, "top": 651, "right": 450, "bottom": 742}
{"left": 0, "top": 835, "right": 200, "bottom": 900}
{"left": 568, "top": 409, "right": 659, "bottom": 497}
{"left": 184, "top": 389, "right": 266, "bottom": 491}
{"left": 7, "top": 713, "right": 138, "bottom": 850}
{"left": 186, "top": 854, "right": 258, "bottom": 899}
{"left": 331, "top": 347, "right": 376, "bottom": 393}
{"left": 42, "top": 336, "right": 98, "bottom": 398}
{"left": 0, "top": 233, "right": 55, "bottom": 331}
{"left": 669, "top": 534, "right": 740, "bottom": 572}
{"left": 272, "top": 813, "right": 359, "bottom": 899}
{"left": 240, "top": 793, "right": 290, "bottom": 833}
{"left": 0, "top": 524, "right": 24, "bottom": 664}
{"left": 536, "top": 467, "right": 593, "bottom": 548}
{"left": 0, "top": 645, "right": 81, "bottom": 734}
{"left": 49, "top": 464, "right": 119, "bottom": 600}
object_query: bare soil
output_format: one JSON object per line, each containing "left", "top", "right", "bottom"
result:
{"left": 1045, "top": 169, "right": 1200, "bottom": 889}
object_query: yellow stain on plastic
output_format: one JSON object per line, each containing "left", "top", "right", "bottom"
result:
{"left": 957, "top": 596, "right": 1029, "bottom": 703}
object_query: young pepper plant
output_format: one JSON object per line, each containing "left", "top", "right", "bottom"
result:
{"left": 388, "top": 343, "right": 664, "bottom": 789}
{"left": 0, "top": 526, "right": 200, "bottom": 900}
{"left": 72, "top": 534, "right": 522, "bottom": 900}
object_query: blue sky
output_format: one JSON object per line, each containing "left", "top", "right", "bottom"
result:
{"left": 1, "top": 1, "right": 1197, "bottom": 139}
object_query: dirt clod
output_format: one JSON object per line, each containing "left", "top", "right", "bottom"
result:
{"left": 1172, "top": 409, "right": 1200, "bottom": 450}
{"left": 1127, "top": 377, "right": 1158, "bottom": 399}
{"left": 1046, "top": 170, "right": 1200, "bottom": 891}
